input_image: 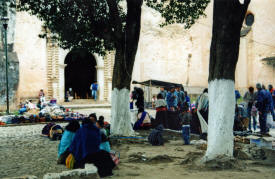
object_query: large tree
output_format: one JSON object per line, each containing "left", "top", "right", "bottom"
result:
{"left": 17, "top": 0, "right": 209, "bottom": 135}
{"left": 205, "top": 0, "right": 250, "bottom": 161}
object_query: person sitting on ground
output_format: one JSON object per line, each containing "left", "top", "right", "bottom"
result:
{"left": 26, "top": 100, "right": 36, "bottom": 110}
{"left": 57, "top": 120, "right": 80, "bottom": 164}
{"left": 133, "top": 108, "right": 152, "bottom": 130}
{"left": 19, "top": 102, "right": 27, "bottom": 114}
{"left": 68, "top": 115, "right": 115, "bottom": 177}
{"left": 148, "top": 124, "right": 164, "bottom": 146}
{"left": 155, "top": 93, "right": 167, "bottom": 112}
{"left": 96, "top": 116, "right": 111, "bottom": 153}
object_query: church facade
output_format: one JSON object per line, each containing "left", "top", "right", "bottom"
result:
{"left": 1, "top": 0, "right": 275, "bottom": 109}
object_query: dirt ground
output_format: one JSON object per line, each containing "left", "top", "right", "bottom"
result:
{"left": 111, "top": 132, "right": 275, "bottom": 179}
{"left": 1, "top": 124, "right": 275, "bottom": 179}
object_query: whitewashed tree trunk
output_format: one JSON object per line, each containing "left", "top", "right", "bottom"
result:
{"left": 205, "top": 79, "right": 236, "bottom": 160}
{"left": 110, "top": 88, "right": 134, "bottom": 136}
{"left": 109, "top": 0, "right": 142, "bottom": 136}
{"left": 205, "top": 0, "right": 250, "bottom": 161}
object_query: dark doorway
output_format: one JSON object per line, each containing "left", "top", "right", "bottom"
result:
{"left": 65, "top": 49, "right": 96, "bottom": 99}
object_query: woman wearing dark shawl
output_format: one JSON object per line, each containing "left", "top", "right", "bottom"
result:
{"left": 68, "top": 116, "right": 115, "bottom": 177}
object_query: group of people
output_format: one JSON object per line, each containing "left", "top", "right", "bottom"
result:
{"left": 240, "top": 83, "right": 275, "bottom": 135}
{"left": 57, "top": 114, "right": 115, "bottom": 177}
{"left": 151, "top": 82, "right": 275, "bottom": 140}
{"left": 154, "top": 86, "right": 190, "bottom": 112}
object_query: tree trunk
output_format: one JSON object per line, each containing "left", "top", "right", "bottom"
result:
{"left": 110, "top": 0, "right": 143, "bottom": 136}
{"left": 205, "top": 0, "right": 250, "bottom": 161}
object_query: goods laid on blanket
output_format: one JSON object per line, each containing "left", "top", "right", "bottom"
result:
{"left": 0, "top": 100, "right": 87, "bottom": 125}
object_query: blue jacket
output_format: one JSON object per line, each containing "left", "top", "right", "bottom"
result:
{"left": 178, "top": 91, "right": 185, "bottom": 103}
{"left": 235, "top": 90, "right": 241, "bottom": 100}
{"left": 174, "top": 91, "right": 179, "bottom": 106}
{"left": 256, "top": 89, "right": 270, "bottom": 113}
{"left": 58, "top": 130, "right": 76, "bottom": 157}
{"left": 91, "top": 84, "right": 98, "bottom": 91}
{"left": 166, "top": 92, "right": 176, "bottom": 108}
{"left": 266, "top": 90, "right": 274, "bottom": 111}
{"left": 69, "top": 123, "right": 101, "bottom": 162}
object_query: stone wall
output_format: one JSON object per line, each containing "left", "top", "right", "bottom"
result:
{"left": 13, "top": 11, "right": 48, "bottom": 101}
{"left": 133, "top": 0, "right": 275, "bottom": 94}
{"left": 8, "top": 0, "right": 275, "bottom": 105}
{"left": 0, "top": 51, "right": 19, "bottom": 110}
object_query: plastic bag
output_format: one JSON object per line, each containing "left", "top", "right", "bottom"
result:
{"left": 266, "top": 112, "right": 273, "bottom": 128}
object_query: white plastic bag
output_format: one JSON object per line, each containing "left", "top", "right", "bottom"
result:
{"left": 266, "top": 112, "right": 273, "bottom": 128}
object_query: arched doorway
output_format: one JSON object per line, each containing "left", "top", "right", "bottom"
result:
{"left": 65, "top": 49, "right": 97, "bottom": 99}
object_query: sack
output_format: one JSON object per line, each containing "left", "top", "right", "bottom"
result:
{"left": 266, "top": 112, "right": 273, "bottom": 128}
{"left": 42, "top": 123, "right": 56, "bottom": 136}
{"left": 65, "top": 153, "right": 75, "bottom": 169}
{"left": 49, "top": 125, "right": 63, "bottom": 140}
{"left": 110, "top": 151, "right": 120, "bottom": 165}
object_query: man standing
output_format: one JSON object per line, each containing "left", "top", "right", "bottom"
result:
{"left": 39, "top": 89, "right": 46, "bottom": 104}
{"left": 255, "top": 83, "right": 270, "bottom": 135}
{"left": 243, "top": 87, "right": 256, "bottom": 131}
{"left": 166, "top": 86, "right": 177, "bottom": 111}
{"left": 160, "top": 87, "right": 167, "bottom": 100}
{"left": 90, "top": 81, "right": 99, "bottom": 101}
{"left": 178, "top": 87, "right": 185, "bottom": 111}
{"left": 268, "top": 84, "right": 275, "bottom": 120}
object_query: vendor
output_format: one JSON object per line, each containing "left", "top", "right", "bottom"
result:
{"left": 155, "top": 93, "right": 167, "bottom": 112}
{"left": 68, "top": 115, "right": 115, "bottom": 177}
{"left": 57, "top": 120, "right": 80, "bottom": 164}
{"left": 133, "top": 108, "right": 152, "bottom": 130}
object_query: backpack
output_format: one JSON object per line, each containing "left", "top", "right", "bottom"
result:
{"left": 148, "top": 125, "right": 164, "bottom": 146}
{"left": 49, "top": 125, "right": 63, "bottom": 140}
{"left": 42, "top": 123, "right": 56, "bottom": 136}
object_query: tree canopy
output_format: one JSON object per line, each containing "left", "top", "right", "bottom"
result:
{"left": 0, "top": 0, "right": 15, "bottom": 17}
{"left": 17, "top": 0, "right": 210, "bottom": 56}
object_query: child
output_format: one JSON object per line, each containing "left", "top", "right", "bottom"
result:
{"left": 96, "top": 116, "right": 111, "bottom": 152}
{"left": 251, "top": 102, "right": 258, "bottom": 132}
{"left": 179, "top": 107, "right": 192, "bottom": 144}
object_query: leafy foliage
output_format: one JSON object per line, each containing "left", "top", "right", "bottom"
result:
{"left": 17, "top": 0, "right": 210, "bottom": 55}
{"left": 0, "top": 0, "right": 16, "bottom": 17}
{"left": 146, "top": 0, "right": 210, "bottom": 28}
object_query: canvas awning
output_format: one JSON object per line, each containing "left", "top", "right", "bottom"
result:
{"left": 132, "top": 80, "right": 183, "bottom": 88}
{"left": 262, "top": 56, "right": 275, "bottom": 65}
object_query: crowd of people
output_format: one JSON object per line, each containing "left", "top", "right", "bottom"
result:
{"left": 149, "top": 83, "right": 275, "bottom": 140}
{"left": 55, "top": 114, "right": 115, "bottom": 178}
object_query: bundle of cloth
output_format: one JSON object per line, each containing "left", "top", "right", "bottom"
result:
{"left": 42, "top": 123, "right": 64, "bottom": 140}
